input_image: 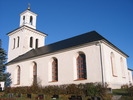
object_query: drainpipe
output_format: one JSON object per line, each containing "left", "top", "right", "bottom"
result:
{"left": 96, "top": 41, "right": 105, "bottom": 86}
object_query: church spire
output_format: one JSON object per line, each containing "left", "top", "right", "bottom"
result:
{"left": 27, "top": 3, "right": 31, "bottom": 10}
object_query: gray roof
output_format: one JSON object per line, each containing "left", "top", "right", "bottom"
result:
{"left": 7, "top": 31, "right": 128, "bottom": 65}
{"left": 128, "top": 68, "right": 133, "bottom": 71}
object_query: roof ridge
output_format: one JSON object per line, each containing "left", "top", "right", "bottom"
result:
{"left": 44, "top": 30, "right": 98, "bottom": 47}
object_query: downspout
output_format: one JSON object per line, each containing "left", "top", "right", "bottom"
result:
{"left": 97, "top": 41, "right": 105, "bottom": 86}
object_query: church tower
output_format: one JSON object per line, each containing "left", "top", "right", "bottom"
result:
{"left": 7, "top": 7, "right": 47, "bottom": 61}
{"left": 19, "top": 7, "right": 37, "bottom": 29}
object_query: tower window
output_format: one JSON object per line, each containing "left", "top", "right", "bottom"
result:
{"left": 76, "top": 52, "right": 87, "bottom": 79}
{"left": 35, "top": 39, "right": 38, "bottom": 48}
{"left": 30, "top": 37, "right": 33, "bottom": 48}
{"left": 30, "top": 16, "right": 33, "bottom": 25}
{"left": 13, "top": 38, "right": 15, "bottom": 49}
{"left": 23, "top": 16, "right": 25, "bottom": 24}
{"left": 17, "top": 36, "right": 20, "bottom": 47}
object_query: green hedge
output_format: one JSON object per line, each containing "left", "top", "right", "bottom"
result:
{"left": 4, "top": 82, "right": 108, "bottom": 99}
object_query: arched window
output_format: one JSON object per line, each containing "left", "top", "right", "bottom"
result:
{"left": 110, "top": 52, "right": 117, "bottom": 77}
{"left": 30, "top": 16, "right": 33, "bottom": 25}
{"left": 17, "top": 36, "right": 20, "bottom": 47}
{"left": 76, "top": 52, "right": 87, "bottom": 79}
{"left": 13, "top": 38, "right": 15, "bottom": 49}
{"left": 23, "top": 16, "right": 25, "bottom": 24}
{"left": 120, "top": 57, "right": 125, "bottom": 78}
{"left": 17, "top": 66, "right": 20, "bottom": 85}
{"left": 52, "top": 58, "right": 58, "bottom": 81}
{"left": 30, "top": 37, "right": 33, "bottom": 48}
{"left": 33, "top": 62, "right": 37, "bottom": 84}
{"left": 35, "top": 39, "right": 38, "bottom": 48}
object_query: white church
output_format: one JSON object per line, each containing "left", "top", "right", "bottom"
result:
{"left": 7, "top": 8, "right": 133, "bottom": 89}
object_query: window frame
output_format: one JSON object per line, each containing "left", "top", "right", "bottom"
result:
{"left": 30, "top": 16, "right": 33, "bottom": 25}
{"left": 30, "top": 37, "right": 33, "bottom": 48}
{"left": 110, "top": 52, "right": 117, "bottom": 77}
{"left": 33, "top": 62, "right": 37, "bottom": 84}
{"left": 35, "top": 39, "right": 38, "bottom": 48}
{"left": 17, "top": 66, "right": 20, "bottom": 85}
{"left": 76, "top": 52, "right": 87, "bottom": 80}
{"left": 52, "top": 58, "right": 58, "bottom": 82}
{"left": 120, "top": 57, "right": 126, "bottom": 78}
{"left": 17, "top": 36, "right": 20, "bottom": 47}
{"left": 13, "top": 38, "right": 16, "bottom": 49}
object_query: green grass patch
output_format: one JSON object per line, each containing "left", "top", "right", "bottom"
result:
{"left": 112, "top": 89, "right": 128, "bottom": 95}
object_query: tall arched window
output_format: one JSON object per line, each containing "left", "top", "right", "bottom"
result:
{"left": 33, "top": 62, "right": 37, "bottom": 84}
{"left": 110, "top": 52, "right": 117, "bottom": 77}
{"left": 13, "top": 38, "right": 15, "bottom": 49}
{"left": 17, "top": 36, "right": 20, "bottom": 47}
{"left": 30, "top": 16, "right": 33, "bottom": 25}
{"left": 76, "top": 52, "right": 87, "bottom": 79}
{"left": 23, "top": 16, "right": 25, "bottom": 24}
{"left": 17, "top": 66, "right": 21, "bottom": 85}
{"left": 30, "top": 37, "right": 33, "bottom": 48}
{"left": 52, "top": 58, "right": 58, "bottom": 81}
{"left": 120, "top": 57, "right": 125, "bottom": 78}
{"left": 35, "top": 39, "right": 38, "bottom": 48}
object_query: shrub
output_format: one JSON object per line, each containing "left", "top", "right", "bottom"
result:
{"left": 66, "top": 84, "right": 79, "bottom": 95}
{"left": 128, "top": 86, "right": 133, "bottom": 96}
{"left": 121, "top": 84, "right": 129, "bottom": 89}
{"left": 4, "top": 82, "right": 108, "bottom": 99}
{"left": 84, "top": 83, "right": 108, "bottom": 100}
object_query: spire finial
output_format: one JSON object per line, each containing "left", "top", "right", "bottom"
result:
{"left": 27, "top": 3, "right": 31, "bottom": 10}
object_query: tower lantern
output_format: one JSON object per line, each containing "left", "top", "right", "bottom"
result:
{"left": 19, "top": 5, "right": 37, "bottom": 29}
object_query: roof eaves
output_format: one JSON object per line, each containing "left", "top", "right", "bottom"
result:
{"left": 7, "top": 25, "right": 48, "bottom": 36}
{"left": 128, "top": 68, "right": 133, "bottom": 71}
{"left": 102, "top": 39, "right": 129, "bottom": 57}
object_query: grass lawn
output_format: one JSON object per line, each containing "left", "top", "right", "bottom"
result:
{"left": 113, "top": 89, "right": 128, "bottom": 95}
{"left": 112, "top": 89, "right": 133, "bottom": 100}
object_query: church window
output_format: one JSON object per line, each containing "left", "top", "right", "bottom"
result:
{"left": 120, "top": 57, "right": 125, "bottom": 78}
{"left": 23, "top": 16, "right": 25, "bottom": 24}
{"left": 30, "top": 16, "right": 33, "bottom": 25}
{"left": 35, "top": 39, "right": 38, "bottom": 48}
{"left": 110, "top": 52, "right": 117, "bottom": 77}
{"left": 76, "top": 52, "right": 87, "bottom": 80}
{"left": 17, "top": 36, "right": 20, "bottom": 47}
{"left": 30, "top": 37, "right": 33, "bottom": 48}
{"left": 17, "top": 66, "right": 20, "bottom": 85}
{"left": 33, "top": 62, "right": 37, "bottom": 84}
{"left": 52, "top": 58, "right": 58, "bottom": 81}
{"left": 13, "top": 38, "right": 15, "bottom": 49}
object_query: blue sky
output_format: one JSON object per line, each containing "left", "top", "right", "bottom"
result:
{"left": 0, "top": 0, "right": 133, "bottom": 69}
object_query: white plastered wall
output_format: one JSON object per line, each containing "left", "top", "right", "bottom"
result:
{"left": 7, "top": 43, "right": 103, "bottom": 87}
{"left": 8, "top": 27, "right": 46, "bottom": 62}
{"left": 128, "top": 70, "right": 133, "bottom": 85}
{"left": 7, "top": 42, "right": 130, "bottom": 89}
{"left": 102, "top": 42, "right": 129, "bottom": 89}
